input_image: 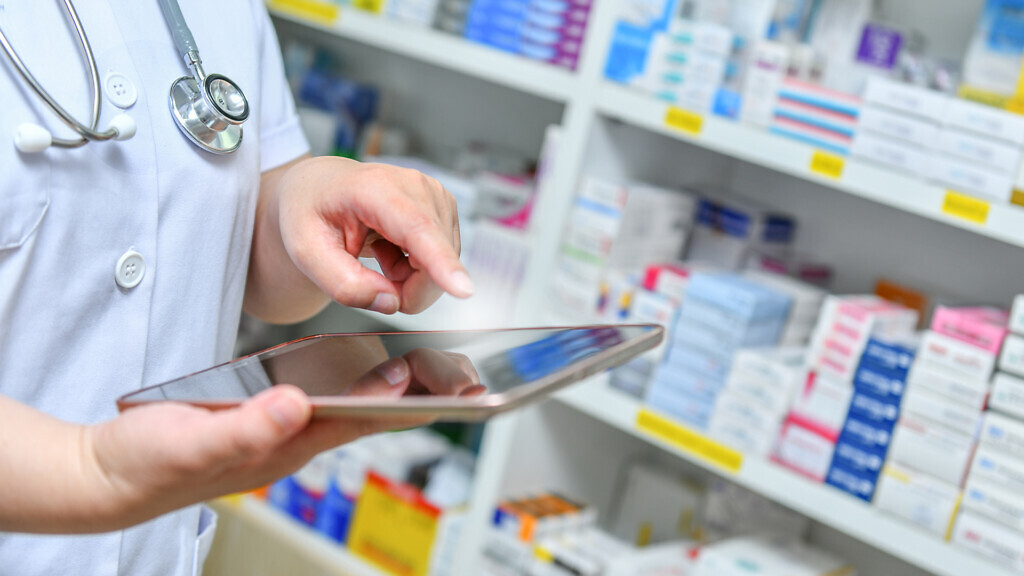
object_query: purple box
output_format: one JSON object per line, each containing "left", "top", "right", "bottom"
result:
{"left": 856, "top": 24, "right": 903, "bottom": 69}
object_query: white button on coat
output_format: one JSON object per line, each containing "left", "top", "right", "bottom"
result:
{"left": 104, "top": 71, "right": 137, "bottom": 109}
{"left": 115, "top": 249, "right": 145, "bottom": 289}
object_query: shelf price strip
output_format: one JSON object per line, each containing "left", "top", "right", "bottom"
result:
{"left": 636, "top": 408, "right": 743, "bottom": 474}
{"left": 267, "top": 0, "right": 341, "bottom": 24}
{"left": 941, "top": 190, "right": 990, "bottom": 225}
{"left": 809, "top": 150, "right": 844, "bottom": 179}
{"left": 664, "top": 106, "right": 704, "bottom": 136}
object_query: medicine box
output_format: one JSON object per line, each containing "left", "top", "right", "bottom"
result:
{"left": 1000, "top": 334, "right": 1024, "bottom": 378}
{"left": 685, "top": 273, "right": 793, "bottom": 322}
{"left": 852, "top": 365, "right": 907, "bottom": 403}
{"left": 686, "top": 196, "right": 796, "bottom": 269}
{"left": 1011, "top": 295, "right": 1024, "bottom": 335}
{"left": 740, "top": 41, "right": 789, "bottom": 128}
{"left": 963, "top": 475, "right": 1024, "bottom": 532}
{"left": 663, "top": 341, "right": 733, "bottom": 383}
{"left": 729, "top": 347, "right": 807, "bottom": 393}
{"left": 789, "top": 373, "right": 854, "bottom": 437}
{"left": 642, "top": 262, "right": 694, "bottom": 301}
{"left": 874, "top": 463, "right": 961, "bottom": 537}
{"left": 918, "top": 330, "right": 998, "bottom": 382}
{"left": 944, "top": 97, "right": 1024, "bottom": 147}
{"left": 936, "top": 128, "right": 1023, "bottom": 175}
{"left": 652, "top": 364, "right": 726, "bottom": 399}
{"left": 708, "top": 412, "right": 779, "bottom": 457}
{"left": 846, "top": 391, "right": 901, "bottom": 429}
{"left": 725, "top": 370, "right": 801, "bottom": 416}
{"left": 829, "top": 440, "right": 886, "bottom": 477}
{"left": 888, "top": 414, "right": 976, "bottom": 487}
{"left": 951, "top": 510, "right": 1024, "bottom": 572}
{"left": 990, "top": 372, "right": 1024, "bottom": 421}
{"left": 690, "top": 536, "right": 854, "bottom": 576}
{"left": 838, "top": 416, "right": 894, "bottom": 454}
{"left": 969, "top": 446, "right": 1024, "bottom": 494}
{"left": 931, "top": 306, "right": 1010, "bottom": 355}
{"left": 863, "top": 76, "right": 947, "bottom": 122}
{"left": 859, "top": 335, "right": 917, "bottom": 378}
{"left": 851, "top": 131, "right": 931, "bottom": 176}
{"left": 900, "top": 387, "right": 982, "bottom": 438}
{"left": 827, "top": 464, "right": 878, "bottom": 502}
{"left": 856, "top": 105, "right": 939, "bottom": 147}
{"left": 981, "top": 411, "right": 1024, "bottom": 459}
{"left": 929, "top": 153, "right": 1015, "bottom": 203}
{"left": 773, "top": 417, "right": 837, "bottom": 481}
{"left": 712, "top": 389, "right": 785, "bottom": 433}
{"left": 906, "top": 360, "right": 989, "bottom": 411}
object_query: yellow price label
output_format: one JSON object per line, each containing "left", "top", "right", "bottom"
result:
{"left": 266, "top": 0, "right": 340, "bottom": 24}
{"left": 942, "top": 191, "right": 990, "bottom": 225}
{"left": 1012, "top": 189, "right": 1024, "bottom": 208}
{"left": 664, "top": 107, "right": 704, "bottom": 136}
{"left": 348, "top": 472, "right": 440, "bottom": 576}
{"left": 636, "top": 408, "right": 743, "bottom": 473}
{"left": 352, "top": 0, "right": 386, "bottom": 13}
{"left": 809, "top": 150, "right": 844, "bottom": 179}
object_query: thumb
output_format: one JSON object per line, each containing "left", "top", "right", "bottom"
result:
{"left": 195, "top": 385, "right": 312, "bottom": 467}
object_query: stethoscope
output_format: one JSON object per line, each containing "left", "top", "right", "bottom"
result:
{"left": 0, "top": 0, "right": 249, "bottom": 155}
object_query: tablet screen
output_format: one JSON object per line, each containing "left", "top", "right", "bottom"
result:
{"left": 118, "top": 324, "right": 661, "bottom": 418}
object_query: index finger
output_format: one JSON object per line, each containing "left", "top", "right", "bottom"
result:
{"left": 396, "top": 218, "right": 474, "bottom": 299}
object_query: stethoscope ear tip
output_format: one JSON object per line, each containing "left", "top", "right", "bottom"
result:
{"left": 14, "top": 123, "right": 52, "bottom": 154}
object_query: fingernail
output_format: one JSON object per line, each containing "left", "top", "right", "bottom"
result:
{"left": 267, "top": 392, "right": 305, "bottom": 431}
{"left": 450, "top": 270, "right": 475, "bottom": 297}
{"left": 370, "top": 293, "right": 399, "bottom": 314}
{"left": 377, "top": 358, "right": 410, "bottom": 386}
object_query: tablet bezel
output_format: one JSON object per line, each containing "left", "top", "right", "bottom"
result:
{"left": 117, "top": 324, "right": 663, "bottom": 421}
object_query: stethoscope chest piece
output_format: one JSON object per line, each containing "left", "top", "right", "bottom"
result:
{"left": 169, "top": 73, "right": 247, "bottom": 155}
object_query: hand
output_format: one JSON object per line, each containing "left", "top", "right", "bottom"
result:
{"left": 276, "top": 156, "right": 473, "bottom": 315}
{"left": 82, "top": 349, "right": 483, "bottom": 531}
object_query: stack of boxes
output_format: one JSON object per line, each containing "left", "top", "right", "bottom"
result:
{"left": 875, "top": 306, "right": 1008, "bottom": 536}
{"left": 742, "top": 270, "right": 826, "bottom": 347}
{"left": 773, "top": 296, "right": 917, "bottom": 482}
{"left": 769, "top": 78, "right": 862, "bottom": 156}
{"left": 645, "top": 272, "right": 792, "bottom": 429}
{"left": 552, "top": 176, "right": 697, "bottom": 321}
{"left": 825, "top": 334, "right": 917, "bottom": 502}
{"left": 950, "top": 296, "right": 1024, "bottom": 568}
{"left": 461, "top": 0, "right": 592, "bottom": 70}
{"left": 685, "top": 194, "right": 796, "bottom": 270}
{"left": 708, "top": 347, "right": 808, "bottom": 457}
{"left": 854, "top": 77, "right": 1024, "bottom": 204}
{"left": 638, "top": 21, "right": 735, "bottom": 112}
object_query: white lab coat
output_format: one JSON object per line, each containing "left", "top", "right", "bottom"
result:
{"left": 0, "top": 1, "right": 309, "bottom": 574}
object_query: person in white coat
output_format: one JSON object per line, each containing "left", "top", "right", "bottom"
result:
{"left": 0, "top": 1, "right": 474, "bottom": 574}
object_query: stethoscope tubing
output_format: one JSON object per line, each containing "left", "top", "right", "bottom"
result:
{"left": 0, "top": 0, "right": 115, "bottom": 147}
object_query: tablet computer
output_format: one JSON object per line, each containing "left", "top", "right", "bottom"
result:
{"left": 117, "top": 324, "right": 662, "bottom": 421}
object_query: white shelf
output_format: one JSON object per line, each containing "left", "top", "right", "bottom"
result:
{"left": 210, "top": 496, "right": 386, "bottom": 576}
{"left": 596, "top": 82, "right": 1024, "bottom": 250}
{"left": 268, "top": 4, "right": 578, "bottom": 103}
{"left": 553, "top": 377, "right": 1016, "bottom": 576}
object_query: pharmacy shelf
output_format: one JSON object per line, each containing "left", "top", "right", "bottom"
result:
{"left": 267, "top": 2, "right": 578, "bottom": 103}
{"left": 210, "top": 496, "right": 385, "bottom": 576}
{"left": 596, "top": 82, "right": 1024, "bottom": 251}
{"left": 553, "top": 376, "right": 1017, "bottom": 576}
